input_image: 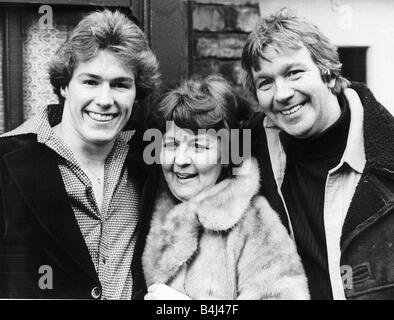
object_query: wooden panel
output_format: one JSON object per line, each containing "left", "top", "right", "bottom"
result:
{"left": 2, "top": 7, "right": 24, "bottom": 131}
{"left": 151, "top": 0, "right": 190, "bottom": 86}
{"left": 131, "top": 0, "right": 150, "bottom": 39}
{"left": 0, "top": 17, "right": 5, "bottom": 132}
{"left": 338, "top": 47, "right": 368, "bottom": 84}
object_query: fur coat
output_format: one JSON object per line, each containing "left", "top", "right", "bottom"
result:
{"left": 142, "top": 157, "right": 310, "bottom": 300}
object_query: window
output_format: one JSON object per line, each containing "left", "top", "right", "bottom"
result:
{"left": 0, "top": 0, "right": 147, "bottom": 133}
{"left": 338, "top": 47, "right": 368, "bottom": 84}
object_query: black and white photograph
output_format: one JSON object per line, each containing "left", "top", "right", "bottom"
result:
{"left": 0, "top": 0, "right": 393, "bottom": 305}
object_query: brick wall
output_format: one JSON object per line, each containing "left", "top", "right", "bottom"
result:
{"left": 191, "top": 1, "right": 260, "bottom": 106}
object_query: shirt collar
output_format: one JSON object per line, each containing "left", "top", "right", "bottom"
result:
{"left": 0, "top": 107, "right": 55, "bottom": 140}
{"left": 263, "top": 114, "right": 278, "bottom": 129}
{"left": 341, "top": 88, "right": 366, "bottom": 173}
{"left": 2, "top": 105, "right": 134, "bottom": 145}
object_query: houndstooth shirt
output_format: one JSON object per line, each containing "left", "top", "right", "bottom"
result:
{"left": 4, "top": 106, "right": 141, "bottom": 299}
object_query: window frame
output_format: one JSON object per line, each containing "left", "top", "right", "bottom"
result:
{"left": 0, "top": 1, "right": 130, "bottom": 6}
{"left": 338, "top": 46, "right": 368, "bottom": 85}
{"left": 0, "top": 0, "right": 149, "bottom": 132}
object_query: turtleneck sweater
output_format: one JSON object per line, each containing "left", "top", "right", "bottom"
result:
{"left": 280, "top": 95, "right": 350, "bottom": 300}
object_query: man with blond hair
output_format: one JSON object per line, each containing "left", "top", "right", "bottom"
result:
{"left": 243, "top": 10, "right": 394, "bottom": 299}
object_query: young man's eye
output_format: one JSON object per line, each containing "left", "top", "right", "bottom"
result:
{"left": 83, "top": 79, "right": 98, "bottom": 86}
{"left": 112, "top": 82, "right": 132, "bottom": 89}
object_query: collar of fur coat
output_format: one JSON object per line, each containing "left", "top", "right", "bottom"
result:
{"left": 143, "top": 157, "right": 260, "bottom": 285}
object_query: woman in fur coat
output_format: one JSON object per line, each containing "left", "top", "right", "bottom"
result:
{"left": 142, "top": 75, "right": 310, "bottom": 300}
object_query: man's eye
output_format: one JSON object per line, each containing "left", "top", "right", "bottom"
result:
{"left": 113, "top": 82, "right": 131, "bottom": 89}
{"left": 256, "top": 79, "right": 273, "bottom": 91}
{"left": 287, "top": 70, "right": 303, "bottom": 78}
{"left": 83, "top": 80, "right": 98, "bottom": 86}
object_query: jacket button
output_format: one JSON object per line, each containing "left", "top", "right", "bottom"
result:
{"left": 91, "top": 286, "right": 102, "bottom": 299}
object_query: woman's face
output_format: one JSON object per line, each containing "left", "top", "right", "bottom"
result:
{"left": 160, "top": 122, "right": 223, "bottom": 202}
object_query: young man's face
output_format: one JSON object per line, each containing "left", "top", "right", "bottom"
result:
{"left": 60, "top": 50, "right": 136, "bottom": 147}
{"left": 252, "top": 45, "right": 340, "bottom": 139}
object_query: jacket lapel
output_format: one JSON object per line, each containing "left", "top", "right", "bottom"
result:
{"left": 126, "top": 140, "right": 158, "bottom": 298}
{"left": 251, "top": 113, "right": 290, "bottom": 231}
{"left": 341, "top": 83, "right": 394, "bottom": 250}
{"left": 4, "top": 142, "right": 98, "bottom": 282}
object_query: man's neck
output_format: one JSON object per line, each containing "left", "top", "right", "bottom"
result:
{"left": 52, "top": 122, "right": 115, "bottom": 164}
{"left": 325, "top": 93, "right": 343, "bottom": 131}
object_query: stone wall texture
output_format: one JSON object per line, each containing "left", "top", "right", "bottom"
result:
{"left": 192, "top": 1, "right": 260, "bottom": 105}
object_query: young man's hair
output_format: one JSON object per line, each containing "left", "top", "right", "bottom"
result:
{"left": 241, "top": 9, "right": 349, "bottom": 97}
{"left": 49, "top": 9, "right": 160, "bottom": 103}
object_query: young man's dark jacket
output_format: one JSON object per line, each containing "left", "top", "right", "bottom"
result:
{"left": 252, "top": 82, "right": 394, "bottom": 299}
{"left": 0, "top": 118, "right": 157, "bottom": 299}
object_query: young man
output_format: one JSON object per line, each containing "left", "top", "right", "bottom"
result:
{"left": 242, "top": 10, "right": 394, "bottom": 299}
{"left": 0, "top": 9, "right": 160, "bottom": 299}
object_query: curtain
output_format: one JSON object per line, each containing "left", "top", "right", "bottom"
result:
{"left": 22, "top": 18, "right": 68, "bottom": 120}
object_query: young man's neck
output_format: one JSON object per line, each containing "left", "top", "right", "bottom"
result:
{"left": 53, "top": 122, "right": 115, "bottom": 164}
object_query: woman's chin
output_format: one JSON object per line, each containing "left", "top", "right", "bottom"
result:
{"left": 169, "top": 186, "right": 201, "bottom": 202}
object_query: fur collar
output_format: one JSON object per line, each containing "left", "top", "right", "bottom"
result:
{"left": 350, "top": 82, "right": 394, "bottom": 172}
{"left": 143, "top": 157, "right": 260, "bottom": 285}
{"left": 160, "top": 157, "right": 259, "bottom": 231}
{"left": 194, "top": 157, "right": 259, "bottom": 230}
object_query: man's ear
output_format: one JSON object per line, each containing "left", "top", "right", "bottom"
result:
{"left": 60, "top": 87, "right": 68, "bottom": 98}
{"left": 327, "top": 78, "right": 336, "bottom": 89}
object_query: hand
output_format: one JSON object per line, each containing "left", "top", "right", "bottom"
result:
{"left": 144, "top": 283, "right": 192, "bottom": 300}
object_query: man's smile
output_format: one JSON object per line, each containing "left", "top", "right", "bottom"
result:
{"left": 85, "top": 111, "right": 117, "bottom": 122}
{"left": 280, "top": 101, "right": 307, "bottom": 116}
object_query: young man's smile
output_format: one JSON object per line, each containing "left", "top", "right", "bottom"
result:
{"left": 60, "top": 50, "right": 136, "bottom": 147}
{"left": 85, "top": 111, "right": 118, "bottom": 122}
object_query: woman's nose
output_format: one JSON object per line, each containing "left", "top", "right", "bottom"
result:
{"left": 174, "top": 144, "right": 192, "bottom": 167}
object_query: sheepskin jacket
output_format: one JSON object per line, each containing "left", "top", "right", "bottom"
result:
{"left": 251, "top": 83, "right": 394, "bottom": 299}
{"left": 142, "top": 158, "right": 310, "bottom": 300}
